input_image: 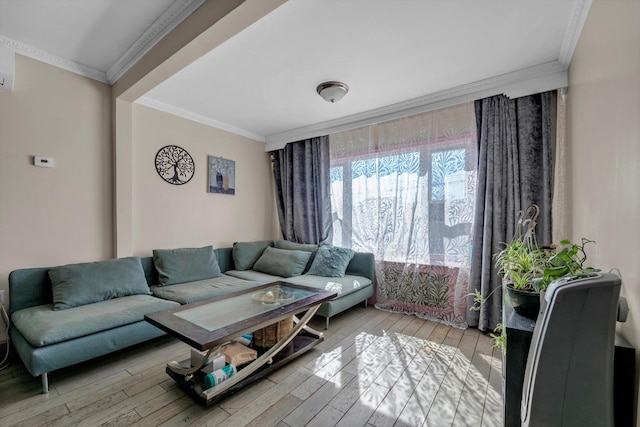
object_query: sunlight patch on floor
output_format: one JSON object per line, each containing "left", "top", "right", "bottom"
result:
{"left": 343, "top": 331, "right": 503, "bottom": 426}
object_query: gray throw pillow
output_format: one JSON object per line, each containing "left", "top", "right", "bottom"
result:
{"left": 274, "top": 240, "right": 318, "bottom": 252}
{"left": 253, "top": 247, "right": 312, "bottom": 277}
{"left": 306, "top": 246, "right": 355, "bottom": 277}
{"left": 232, "top": 240, "right": 274, "bottom": 270}
{"left": 153, "top": 246, "right": 222, "bottom": 286}
{"left": 274, "top": 240, "right": 318, "bottom": 272}
{"left": 49, "top": 257, "right": 151, "bottom": 310}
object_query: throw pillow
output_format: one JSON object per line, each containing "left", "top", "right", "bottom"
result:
{"left": 274, "top": 240, "right": 318, "bottom": 272}
{"left": 49, "top": 257, "right": 151, "bottom": 311}
{"left": 252, "top": 247, "right": 312, "bottom": 277}
{"left": 274, "top": 240, "right": 317, "bottom": 252}
{"left": 306, "top": 245, "right": 355, "bottom": 277}
{"left": 232, "top": 240, "right": 274, "bottom": 270}
{"left": 153, "top": 246, "right": 222, "bottom": 286}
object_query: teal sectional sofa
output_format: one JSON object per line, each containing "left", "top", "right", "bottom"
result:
{"left": 8, "top": 242, "right": 374, "bottom": 393}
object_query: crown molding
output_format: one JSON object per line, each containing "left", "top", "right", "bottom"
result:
{"left": 106, "top": 0, "right": 206, "bottom": 84}
{"left": 0, "top": 35, "right": 108, "bottom": 83}
{"left": 559, "top": 0, "right": 593, "bottom": 68}
{"left": 135, "top": 96, "right": 266, "bottom": 142}
{"left": 264, "top": 61, "right": 567, "bottom": 151}
{"left": 0, "top": 0, "right": 204, "bottom": 85}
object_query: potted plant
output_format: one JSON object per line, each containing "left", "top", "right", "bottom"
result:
{"left": 494, "top": 237, "right": 548, "bottom": 318}
{"left": 470, "top": 205, "right": 598, "bottom": 353}
{"left": 483, "top": 237, "right": 599, "bottom": 317}
{"left": 470, "top": 205, "right": 545, "bottom": 319}
{"left": 540, "top": 238, "right": 598, "bottom": 286}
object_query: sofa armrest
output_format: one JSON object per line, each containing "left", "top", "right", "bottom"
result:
{"left": 345, "top": 252, "right": 375, "bottom": 283}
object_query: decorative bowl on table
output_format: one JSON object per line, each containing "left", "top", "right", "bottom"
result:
{"left": 252, "top": 287, "right": 294, "bottom": 305}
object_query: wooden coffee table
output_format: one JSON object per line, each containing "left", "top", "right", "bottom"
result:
{"left": 144, "top": 281, "right": 336, "bottom": 406}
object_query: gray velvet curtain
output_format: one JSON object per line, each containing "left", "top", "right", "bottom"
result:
{"left": 468, "top": 91, "right": 556, "bottom": 331}
{"left": 271, "top": 136, "right": 333, "bottom": 244}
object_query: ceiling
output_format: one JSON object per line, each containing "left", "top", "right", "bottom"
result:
{"left": 0, "top": 0, "right": 591, "bottom": 148}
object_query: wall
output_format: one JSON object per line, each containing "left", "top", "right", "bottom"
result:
{"left": 131, "top": 104, "right": 276, "bottom": 255}
{"left": 566, "top": 0, "right": 640, "bottom": 422}
{"left": 0, "top": 55, "right": 113, "bottom": 322}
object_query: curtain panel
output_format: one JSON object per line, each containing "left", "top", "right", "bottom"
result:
{"left": 270, "top": 136, "right": 333, "bottom": 245}
{"left": 329, "top": 103, "right": 478, "bottom": 327}
{"left": 468, "top": 91, "right": 557, "bottom": 331}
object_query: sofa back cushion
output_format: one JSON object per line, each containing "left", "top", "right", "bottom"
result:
{"left": 274, "top": 240, "right": 318, "bottom": 273}
{"left": 306, "top": 246, "right": 355, "bottom": 277}
{"left": 153, "top": 246, "right": 222, "bottom": 286}
{"left": 274, "top": 240, "right": 317, "bottom": 252}
{"left": 49, "top": 257, "right": 151, "bottom": 310}
{"left": 232, "top": 240, "right": 274, "bottom": 270}
{"left": 252, "top": 247, "right": 312, "bottom": 277}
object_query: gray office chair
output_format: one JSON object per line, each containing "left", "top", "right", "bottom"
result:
{"left": 521, "top": 273, "right": 621, "bottom": 427}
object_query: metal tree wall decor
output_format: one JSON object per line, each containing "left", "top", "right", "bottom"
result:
{"left": 155, "top": 145, "right": 195, "bottom": 185}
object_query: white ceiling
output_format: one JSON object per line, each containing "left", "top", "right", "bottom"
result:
{"left": 0, "top": 0, "right": 591, "bottom": 148}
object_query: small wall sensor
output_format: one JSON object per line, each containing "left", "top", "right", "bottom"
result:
{"left": 34, "top": 156, "right": 54, "bottom": 168}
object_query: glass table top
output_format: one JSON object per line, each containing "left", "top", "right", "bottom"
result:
{"left": 173, "top": 283, "right": 317, "bottom": 332}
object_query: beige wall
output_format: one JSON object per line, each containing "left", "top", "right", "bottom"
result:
{"left": 567, "top": 0, "right": 640, "bottom": 421}
{"left": 131, "top": 104, "right": 276, "bottom": 255}
{"left": 0, "top": 56, "right": 278, "bottom": 345}
{"left": 0, "top": 55, "right": 113, "bottom": 313}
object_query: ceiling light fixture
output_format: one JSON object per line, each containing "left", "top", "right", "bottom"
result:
{"left": 316, "top": 81, "right": 349, "bottom": 103}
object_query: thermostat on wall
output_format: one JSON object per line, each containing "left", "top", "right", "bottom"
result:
{"left": 34, "top": 156, "right": 54, "bottom": 168}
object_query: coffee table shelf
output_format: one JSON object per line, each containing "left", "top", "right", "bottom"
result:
{"left": 145, "top": 282, "right": 336, "bottom": 406}
{"left": 167, "top": 333, "right": 320, "bottom": 406}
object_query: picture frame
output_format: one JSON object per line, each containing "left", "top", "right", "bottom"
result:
{"left": 208, "top": 156, "right": 235, "bottom": 195}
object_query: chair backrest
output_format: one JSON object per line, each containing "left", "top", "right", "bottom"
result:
{"left": 521, "top": 273, "right": 621, "bottom": 427}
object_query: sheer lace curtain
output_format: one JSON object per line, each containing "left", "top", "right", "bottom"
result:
{"left": 329, "top": 103, "right": 477, "bottom": 327}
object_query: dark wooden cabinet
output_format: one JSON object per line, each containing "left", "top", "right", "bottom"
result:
{"left": 502, "top": 296, "right": 636, "bottom": 427}
{"left": 502, "top": 295, "right": 536, "bottom": 427}
{"left": 614, "top": 333, "right": 636, "bottom": 427}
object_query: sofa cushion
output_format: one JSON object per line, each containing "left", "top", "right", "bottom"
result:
{"left": 150, "top": 274, "right": 262, "bottom": 305}
{"left": 285, "top": 274, "right": 372, "bottom": 298}
{"left": 232, "top": 240, "right": 274, "bottom": 271}
{"left": 306, "top": 246, "right": 355, "bottom": 277}
{"left": 153, "top": 246, "right": 222, "bottom": 286}
{"left": 253, "top": 247, "right": 311, "bottom": 277}
{"left": 11, "top": 295, "right": 179, "bottom": 347}
{"left": 274, "top": 240, "right": 318, "bottom": 272}
{"left": 48, "top": 257, "right": 151, "bottom": 311}
{"left": 274, "top": 240, "right": 317, "bottom": 252}
{"left": 225, "top": 270, "right": 282, "bottom": 282}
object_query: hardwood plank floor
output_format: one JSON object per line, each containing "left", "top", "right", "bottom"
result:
{"left": 0, "top": 307, "right": 503, "bottom": 426}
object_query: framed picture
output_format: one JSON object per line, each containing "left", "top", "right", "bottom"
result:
{"left": 208, "top": 156, "right": 235, "bottom": 195}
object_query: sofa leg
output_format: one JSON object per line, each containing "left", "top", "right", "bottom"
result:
{"left": 325, "top": 317, "right": 329, "bottom": 330}
{"left": 41, "top": 373, "right": 49, "bottom": 394}
{"left": 364, "top": 299, "right": 368, "bottom": 308}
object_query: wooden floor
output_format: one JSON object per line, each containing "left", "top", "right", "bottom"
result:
{"left": 0, "top": 307, "right": 503, "bottom": 427}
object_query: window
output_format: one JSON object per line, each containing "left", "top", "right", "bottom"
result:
{"left": 330, "top": 142, "right": 475, "bottom": 266}
{"left": 328, "top": 102, "right": 477, "bottom": 326}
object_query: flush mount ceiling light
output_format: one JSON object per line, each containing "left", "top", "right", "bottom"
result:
{"left": 316, "top": 81, "right": 349, "bottom": 103}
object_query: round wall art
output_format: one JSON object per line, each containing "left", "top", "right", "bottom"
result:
{"left": 155, "top": 145, "right": 195, "bottom": 185}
